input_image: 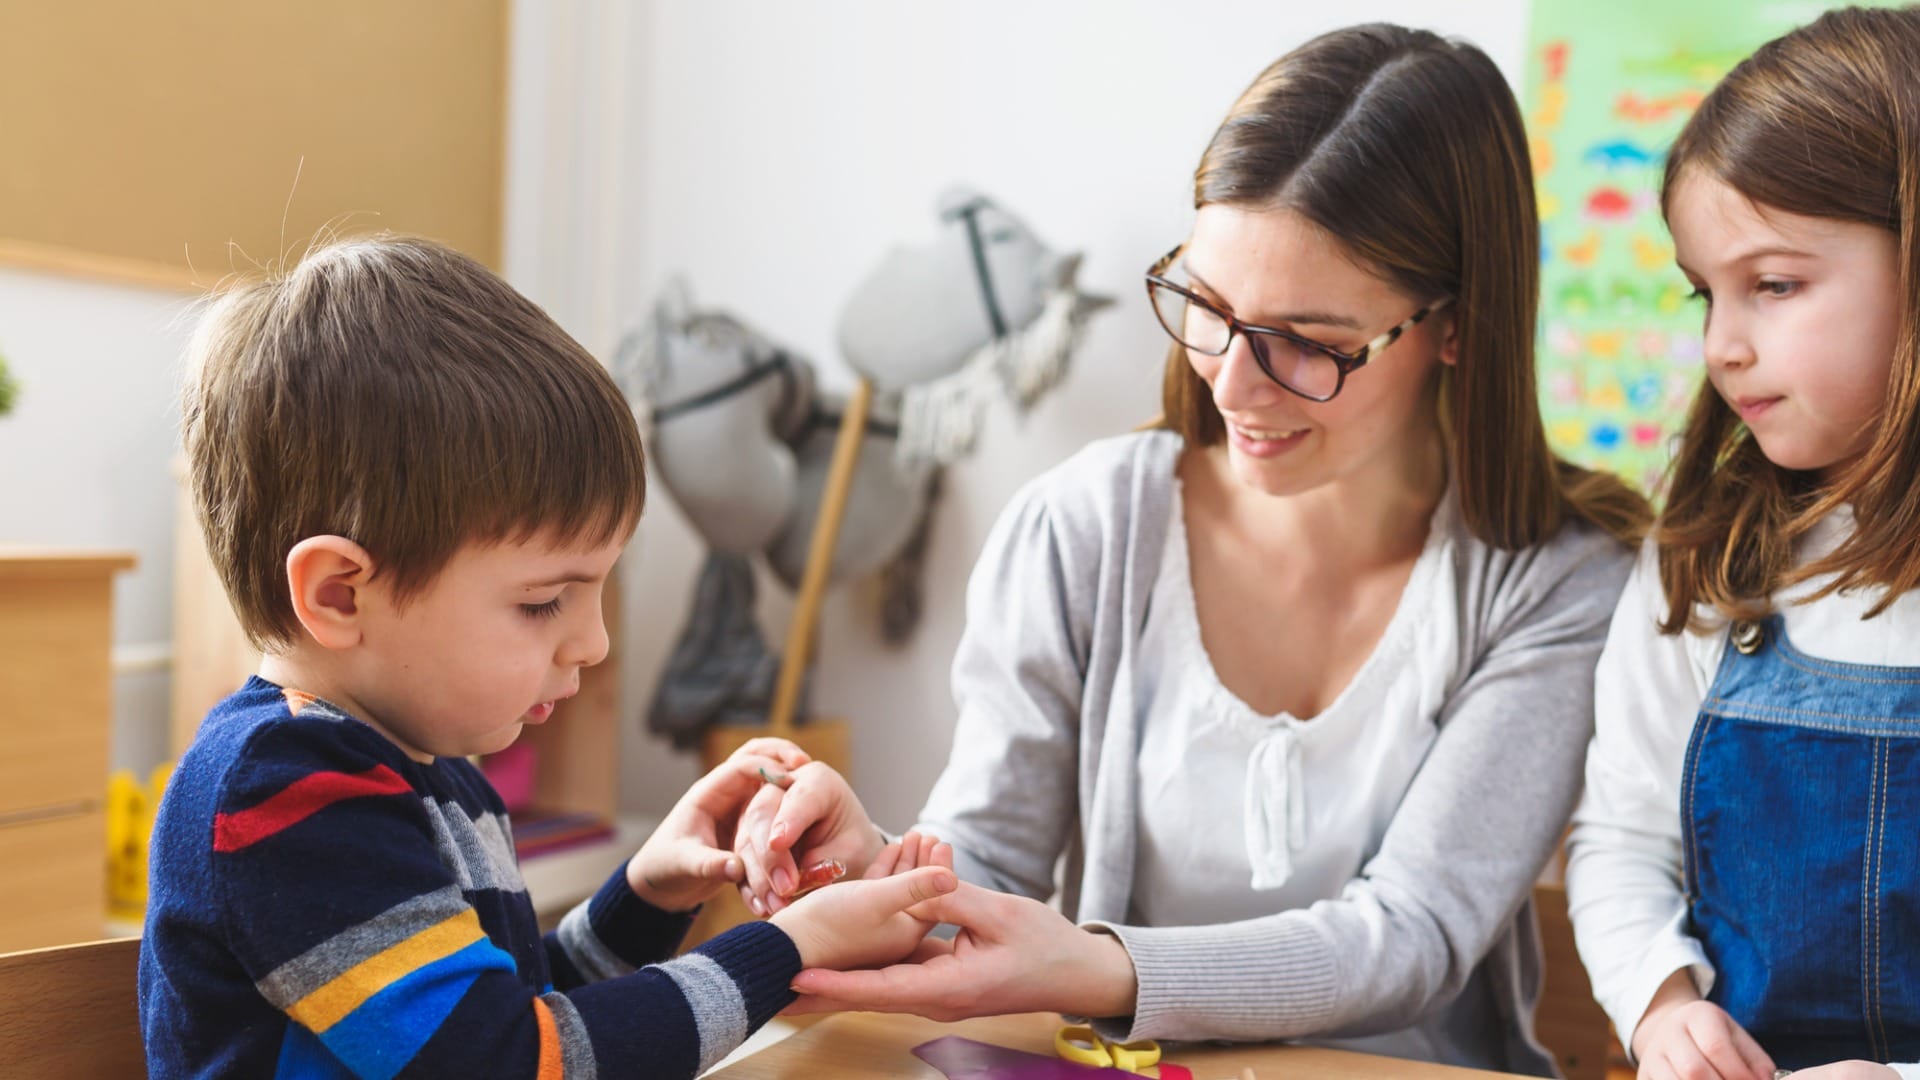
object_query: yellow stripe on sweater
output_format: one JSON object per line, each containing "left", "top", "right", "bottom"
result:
{"left": 288, "top": 909, "right": 487, "bottom": 1033}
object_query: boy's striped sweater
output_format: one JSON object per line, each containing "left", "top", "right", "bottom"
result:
{"left": 139, "top": 677, "right": 800, "bottom": 1078}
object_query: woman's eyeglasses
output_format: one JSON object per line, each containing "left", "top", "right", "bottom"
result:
{"left": 1146, "top": 244, "right": 1451, "bottom": 403}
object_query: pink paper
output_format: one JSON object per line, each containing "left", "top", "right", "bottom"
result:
{"left": 911, "top": 1035, "right": 1137, "bottom": 1079}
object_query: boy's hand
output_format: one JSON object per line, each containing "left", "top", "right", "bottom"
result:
{"left": 859, "top": 831, "right": 953, "bottom": 882}
{"left": 1632, "top": 970, "right": 1775, "bottom": 1080}
{"left": 733, "top": 761, "right": 886, "bottom": 915}
{"left": 626, "top": 739, "right": 810, "bottom": 912}
{"left": 768, "top": 864, "right": 957, "bottom": 972}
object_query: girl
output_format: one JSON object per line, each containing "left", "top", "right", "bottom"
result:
{"left": 1567, "top": 8, "right": 1920, "bottom": 1080}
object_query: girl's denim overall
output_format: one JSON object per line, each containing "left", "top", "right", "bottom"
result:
{"left": 1683, "top": 615, "right": 1919, "bottom": 1067}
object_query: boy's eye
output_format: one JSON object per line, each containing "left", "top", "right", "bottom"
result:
{"left": 520, "top": 598, "right": 563, "bottom": 620}
{"left": 1687, "top": 286, "right": 1711, "bottom": 305}
{"left": 1757, "top": 279, "right": 1799, "bottom": 298}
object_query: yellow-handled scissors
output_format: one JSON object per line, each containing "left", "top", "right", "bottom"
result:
{"left": 1054, "top": 1024, "right": 1161, "bottom": 1074}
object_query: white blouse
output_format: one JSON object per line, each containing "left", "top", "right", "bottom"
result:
{"left": 1131, "top": 479, "right": 1452, "bottom": 926}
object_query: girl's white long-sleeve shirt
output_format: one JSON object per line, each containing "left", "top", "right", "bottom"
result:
{"left": 1568, "top": 508, "right": 1920, "bottom": 1077}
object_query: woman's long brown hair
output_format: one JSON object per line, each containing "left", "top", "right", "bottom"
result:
{"left": 1161, "top": 23, "right": 1650, "bottom": 549}
{"left": 1656, "top": 6, "right": 1920, "bottom": 630}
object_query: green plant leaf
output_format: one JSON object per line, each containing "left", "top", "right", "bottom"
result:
{"left": 0, "top": 354, "right": 16, "bottom": 417}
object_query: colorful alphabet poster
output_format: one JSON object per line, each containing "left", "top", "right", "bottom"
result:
{"left": 1522, "top": 0, "right": 1897, "bottom": 495}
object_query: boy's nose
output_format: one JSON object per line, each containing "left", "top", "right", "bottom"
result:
{"left": 561, "top": 610, "right": 611, "bottom": 669}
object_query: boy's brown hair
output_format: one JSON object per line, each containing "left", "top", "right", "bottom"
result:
{"left": 1656, "top": 6, "right": 1920, "bottom": 629}
{"left": 182, "top": 234, "right": 646, "bottom": 649}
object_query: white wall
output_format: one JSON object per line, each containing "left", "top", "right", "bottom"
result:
{"left": 0, "top": 267, "right": 190, "bottom": 772}
{"left": 0, "top": 0, "right": 1531, "bottom": 824}
{"left": 506, "top": 0, "right": 1533, "bottom": 830}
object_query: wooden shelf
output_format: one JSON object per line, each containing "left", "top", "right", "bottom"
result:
{"left": 0, "top": 549, "right": 137, "bottom": 578}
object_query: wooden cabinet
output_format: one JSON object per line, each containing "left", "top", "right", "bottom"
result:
{"left": 0, "top": 550, "right": 135, "bottom": 952}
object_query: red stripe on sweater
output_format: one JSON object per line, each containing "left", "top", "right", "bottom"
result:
{"left": 214, "top": 765, "right": 412, "bottom": 853}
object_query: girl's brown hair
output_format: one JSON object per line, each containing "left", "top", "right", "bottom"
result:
{"left": 183, "top": 234, "right": 647, "bottom": 649}
{"left": 1656, "top": 6, "right": 1920, "bottom": 630}
{"left": 1161, "top": 23, "right": 1649, "bottom": 549}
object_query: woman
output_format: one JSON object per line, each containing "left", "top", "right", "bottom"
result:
{"left": 739, "top": 23, "right": 1648, "bottom": 1074}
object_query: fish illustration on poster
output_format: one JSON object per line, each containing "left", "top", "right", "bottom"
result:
{"left": 1523, "top": 0, "right": 1900, "bottom": 496}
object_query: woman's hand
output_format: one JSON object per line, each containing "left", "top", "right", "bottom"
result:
{"left": 1786, "top": 1065, "right": 1899, "bottom": 1080}
{"left": 767, "top": 865, "right": 957, "bottom": 972}
{"left": 785, "top": 882, "right": 1139, "bottom": 1021}
{"left": 1631, "top": 970, "right": 1775, "bottom": 1080}
{"left": 733, "top": 761, "right": 886, "bottom": 915}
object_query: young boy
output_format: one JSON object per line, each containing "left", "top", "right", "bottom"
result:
{"left": 140, "top": 235, "right": 955, "bottom": 1079}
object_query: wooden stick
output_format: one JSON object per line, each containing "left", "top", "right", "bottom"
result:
{"left": 767, "top": 377, "right": 873, "bottom": 736}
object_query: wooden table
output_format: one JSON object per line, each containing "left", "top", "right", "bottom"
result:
{"left": 709, "top": 1011, "right": 1528, "bottom": 1078}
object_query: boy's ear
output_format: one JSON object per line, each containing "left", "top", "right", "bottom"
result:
{"left": 285, "top": 536, "right": 376, "bottom": 650}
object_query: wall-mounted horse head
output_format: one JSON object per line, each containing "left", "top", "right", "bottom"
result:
{"left": 616, "top": 188, "right": 1110, "bottom": 745}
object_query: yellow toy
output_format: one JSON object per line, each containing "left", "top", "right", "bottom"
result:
{"left": 106, "top": 763, "right": 172, "bottom": 921}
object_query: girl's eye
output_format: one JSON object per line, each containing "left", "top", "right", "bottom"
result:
{"left": 1758, "top": 279, "right": 1800, "bottom": 298}
{"left": 520, "top": 598, "right": 563, "bottom": 620}
{"left": 1687, "top": 286, "right": 1712, "bottom": 305}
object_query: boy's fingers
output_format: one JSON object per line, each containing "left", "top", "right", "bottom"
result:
{"left": 737, "top": 854, "right": 773, "bottom": 915}
{"left": 717, "top": 754, "right": 798, "bottom": 798}
{"left": 768, "top": 772, "right": 838, "bottom": 854}
{"left": 887, "top": 866, "right": 958, "bottom": 908}
{"left": 761, "top": 861, "right": 799, "bottom": 912}
{"left": 733, "top": 784, "right": 788, "bottom": 910}
{"left": 731, "top": 737, "right": 810, "bottom": 771}
{"left": 901, "top": 880, "right": 991, "bottom": 926}
{"left": 931, "top": 841, "right": 954, "bottom": 871}
{"left": 864, "top": 841, "right": 903, "bottom": 880}
{"left": 664, "top": 843, "right": 736, "bottom": 888}
{"left": 845, "top": 866, "right": 956, "bottom": 918}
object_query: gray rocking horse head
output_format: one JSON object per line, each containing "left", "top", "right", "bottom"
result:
{"left": 617, "top": 188, "right": 1110, "bottom": 745}
{"left": 615, "top": 282, "right": 816, "bottom": 557}
{"left": 837, "top": 187, "right": 1111, "bottom": 466}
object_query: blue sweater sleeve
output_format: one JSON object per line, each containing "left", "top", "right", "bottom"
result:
{"left": 545, "top": 866, "right": 697, "bottom": 990}
{"left": 199, "top": 713, "right": 800, "bottom": 1079}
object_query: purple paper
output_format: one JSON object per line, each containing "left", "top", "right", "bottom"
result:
{"left": 912, "top": 1035, "right": 1138, "bottom": 1079}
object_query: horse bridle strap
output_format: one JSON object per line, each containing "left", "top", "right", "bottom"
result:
{"left": 943, "top": 198, "right": 1009, "bottom": 341}
{"left": 651, "top": 350, "right": 797, "bottom": 425}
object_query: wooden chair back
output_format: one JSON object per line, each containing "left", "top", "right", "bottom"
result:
{"left": 0, "top": 936, "right": 145, "bottom": 1078}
